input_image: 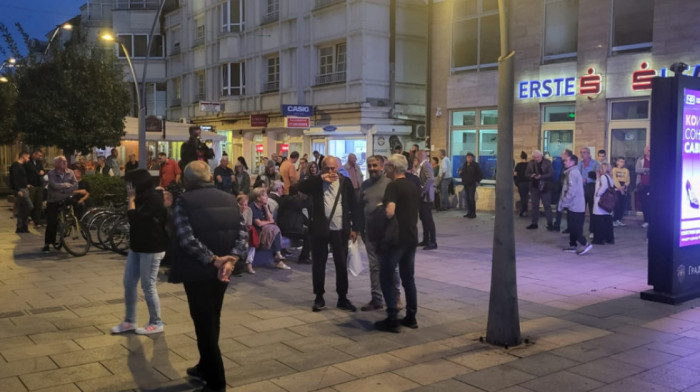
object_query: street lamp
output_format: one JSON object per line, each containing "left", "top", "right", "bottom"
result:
{"left": 101, "top": 33, "right": 141, "bottom": 161}
{"left": 44, "top": 24, "right": 73, "bottom": 58}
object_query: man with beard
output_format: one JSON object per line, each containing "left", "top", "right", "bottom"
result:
{"left": 359, "top": 156, "right": 401, "bottom": 311}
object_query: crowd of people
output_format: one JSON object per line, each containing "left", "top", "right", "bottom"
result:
{"left": 516, "top": 146, "right": 651, "bottom": 256}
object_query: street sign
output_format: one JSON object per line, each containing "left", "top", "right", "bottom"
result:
{"left": 281, "top": 104, "right": 313, "bottom": 117}
{"left": 286, "top": 116, "right": 310, "bottom": 128}
{"left": 250, "top": 114, "right": 268, "bottom": 127}
{"left": 200, "top": 101, "right": 223, "bottom": 112}
{"left": 145, "top": 115, "right": 163, "bottom": 132}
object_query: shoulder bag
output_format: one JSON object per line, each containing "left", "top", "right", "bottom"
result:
{"left": 597, "top": 175, "right": 617, "bottom": 213}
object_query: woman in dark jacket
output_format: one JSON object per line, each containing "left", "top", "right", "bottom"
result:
{"left": 111, "top": 169, "right": 168, "bottom": 335}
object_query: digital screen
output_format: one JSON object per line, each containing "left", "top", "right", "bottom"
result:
{"left": 680, "top": 88, "right": 700, "bottom": 247}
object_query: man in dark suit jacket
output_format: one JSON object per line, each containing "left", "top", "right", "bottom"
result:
{"left": 296, "top": 156, "right": 360, "bottom": 312}
{"left": 180, "top": 125, "right": 215, "bottom": 171}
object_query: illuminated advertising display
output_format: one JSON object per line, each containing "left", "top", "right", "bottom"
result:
{"left": 680, "top": 88, "right": 700, "bottom": 247}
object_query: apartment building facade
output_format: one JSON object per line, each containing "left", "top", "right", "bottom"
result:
{"left": 430, "top": 0, "right": 700, "bottom": 211}
{"left": 164, "top": 0, "right": 428, "bottom": 171}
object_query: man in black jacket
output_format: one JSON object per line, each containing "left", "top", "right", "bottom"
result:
{"left": 168, "top": 161, "right": 248, "bottom": 392}
{"left": 296, "top": 155, "right": 360, "bottom": 312}
{"left": 458, "top": 152, "right": 483, "bottom": 219}
{"left": 180, "top": 125, "right": 215, "bottom": 171}
{"left": 24, "top": 149, "right": 45, "bottom": 227}
{"left": 525, "top": 150, "right": 554, "bottom": 230}
{"left": 10, "top": 151, "right": 32, "bottom": 233}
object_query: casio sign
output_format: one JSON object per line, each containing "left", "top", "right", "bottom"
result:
{"left": 282, "top": 104, "right": 314, "bottom": 117}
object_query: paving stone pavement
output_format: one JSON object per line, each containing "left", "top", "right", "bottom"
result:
{"left": 2, "top": 201, "right": 700, "bottom": 392}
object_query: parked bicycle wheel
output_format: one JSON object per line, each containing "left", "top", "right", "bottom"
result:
{"left": 86, "top": 211, "right": 112, "bottom": 249}
{"left": 97, "top": 213, "right": 123, "bottom": 249}
{"left": 108, "top": 217, "right": 130, "bottom": 255}
{"left": 61, "top": 219, "right": 90, "bottom": 257}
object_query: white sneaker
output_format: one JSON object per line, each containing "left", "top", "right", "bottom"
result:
{"left": 613, "top": 220, "right": 621, "bottom": 227}
{"left": 577, "top": 243, "right": 593, "bottom": 256}
{"left": 618, "top": 221, "right": 626, "bottom": 227}
{"left": 111, "top": 321, "right": 135, "bottom": 334}
{"left": 135, "top": 323, "right": 163, "bottom": 335}
{"left": 642, "top": 222, "right": 649, "bottom": 228}
{"left": 589, "top": 233, "right": 594, "bottom": 239}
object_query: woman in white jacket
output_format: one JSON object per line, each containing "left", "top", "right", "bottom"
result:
{"left": 592, "top": 163, "right": 615, "bottom": 244}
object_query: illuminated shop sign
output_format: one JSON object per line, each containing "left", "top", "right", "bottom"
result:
{"left": 518, "top": 68, "right": 601, "bottom": 99}
{"left": 518, "top": 62, "right": 700, "bottom": 100}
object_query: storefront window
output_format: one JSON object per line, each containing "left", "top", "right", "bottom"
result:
{"left": 611, "top": 100, "right": 649, "bottom": 120}
{"left": 329, "top": 139, "right": 367, "bottom": 179}
{"left": 542, "top": 104, "right": 575, "bottom": 180}
{"left": 450, "top": 108, "right": 497, "bottom": 181}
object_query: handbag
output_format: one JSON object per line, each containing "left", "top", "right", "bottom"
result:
{"left": 248, "top": 226, "right": 260, "bottom": 248}
{"left": 597, "top": 175, "right": 617, "bottom": 213}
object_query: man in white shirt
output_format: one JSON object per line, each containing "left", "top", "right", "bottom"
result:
{"left": 437, "top": 149, "right": 452, "bottom": 210}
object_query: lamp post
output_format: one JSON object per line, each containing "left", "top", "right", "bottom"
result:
{"left": 101, "top": 33, "right": 141, "bottom": 160}
{"left": 44, "top": 24, "right": 73, "bottom": 59}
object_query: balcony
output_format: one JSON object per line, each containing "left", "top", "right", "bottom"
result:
{"left": 263, "top": 81, "right": 279, "bottom": 93}
{"left": 261, "top": 11, "right": 279, "bottom": 25}
{"left": 115, "top": 0, "right": 160, "bottom": 10}
{"left": 314, "top": 0, "right": 345, "bottom": 10}
{"left": 315, "top": 71, "right": 346, "bottom": 86}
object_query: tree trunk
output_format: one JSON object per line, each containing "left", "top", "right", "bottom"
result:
{"left": 486, "top": 0, "right": 521, "bottom": 347}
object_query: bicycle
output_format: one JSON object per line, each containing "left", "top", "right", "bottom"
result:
{"left": 56, "top": 198, "right": 91, "bottom": 257}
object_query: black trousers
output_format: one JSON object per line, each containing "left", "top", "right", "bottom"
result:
{"left": 184, "top": 280, "right": 229, "bottom": 390}
{"left": 44, "top": 202, "right": 59, "bottom": 246}
{"left": 567, "top": 211, "right": 587, "bottom": 247}
{"left": 591, "top": 214, "right": 614, "bottom": 244}
{"left": 29, "top": 186, "right": 44, "bottom": 224}
{"left": 312, "top": 230, "right": 349, "bottom": 297}
{"left": 584, "top": 183, "right": 595, "bottom": 215}
{"left": 464, "top": 184, "right": 477, "bottom": 216}
{"left": 418, "top": 202, "right": 436, "bottom": 245}
{"left": 517, "top": 182, "right": 529, "bottom": 214}
{"left": 529, "top": 187, "right": 552, "bottom": 226}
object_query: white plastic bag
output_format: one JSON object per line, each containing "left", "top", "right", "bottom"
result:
{"left": 347, "top": 239, "right": 364, "bottom": 277}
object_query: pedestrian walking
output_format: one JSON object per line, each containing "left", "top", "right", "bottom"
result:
{"left": 558, "top": 155, "right": 592, "bottom": 255}
{"left": 111, "top": 169, "right": 168, "bottom": 335}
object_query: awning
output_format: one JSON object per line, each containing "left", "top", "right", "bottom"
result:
{"left": 122, "top": 117, "right": 226, "bottom": 142}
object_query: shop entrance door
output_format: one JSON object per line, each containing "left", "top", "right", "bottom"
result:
{"left": 328, "top": 138, "right": 367, "bottom": 178}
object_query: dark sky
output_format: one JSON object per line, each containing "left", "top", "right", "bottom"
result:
{"left": 0, "top": 0, "right": 86, "bottom": 56}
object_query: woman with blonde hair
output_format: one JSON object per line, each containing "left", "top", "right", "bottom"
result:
{"left": 591, "top": 163, "right": 615, "bottom": 244}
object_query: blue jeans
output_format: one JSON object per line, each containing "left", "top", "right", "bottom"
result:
{"left": 380, "top": 245, "right": 417, "bottom": 320}
{"left": 440, "top": 178, "right": 452, "bottom": 209}
{"left": 123, "top": 250, "right": 165, "bottom": 326}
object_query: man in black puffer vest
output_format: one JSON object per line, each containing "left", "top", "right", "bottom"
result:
{"left": 168, "top": 161, "right": 248, "bottom": 392}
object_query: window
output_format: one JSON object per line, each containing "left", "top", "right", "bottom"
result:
{"left": 170, "top": 27, "right": 181, "bottom": 55}
{"left": 115, "top": 0, "right": 159, "bottom": 9}
{"left": 172, "top": 77, "right": 182, "bottom": 106}
{"left": 195, "top": 70, "right": 206, "bottom": 101}
{"left": 194, "top": 20, "right": 205, "bottom": 46}
{"left": 542, "top": 104, "right": 575, "bottom": 181}
{"left": 262, "top": 0, "right": 279, "bottom": 24}
{"left": 610, "top": 100, "right": 649, "bottom": 120}
{"left": 146, "top": 82, "right": 167, "bottom": 117}
{"left": 612, "top": 0, "right": 653, "bottom": 53}
{"left": 452, "top": 0, "right": 500, "bottom": 71}
{"left": 544, "top": 0, "right": 578, "bottom": 61}
{"left": 264, "top": 56, "right": 279, "bottom": 92}
{"left": 222, "top": 0, "right": 245, "bottom": 33}
{"left": 450, "top": 108, "right": 498, "bottom": 181}
{"left": 222, "top": 62, "right": 245, "bottom": 96}
{"left": 316, "top": 42, "right": 346, "bottom": 85}
{"left": 117, "top": 34, "right": 164, "bottom": 58}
